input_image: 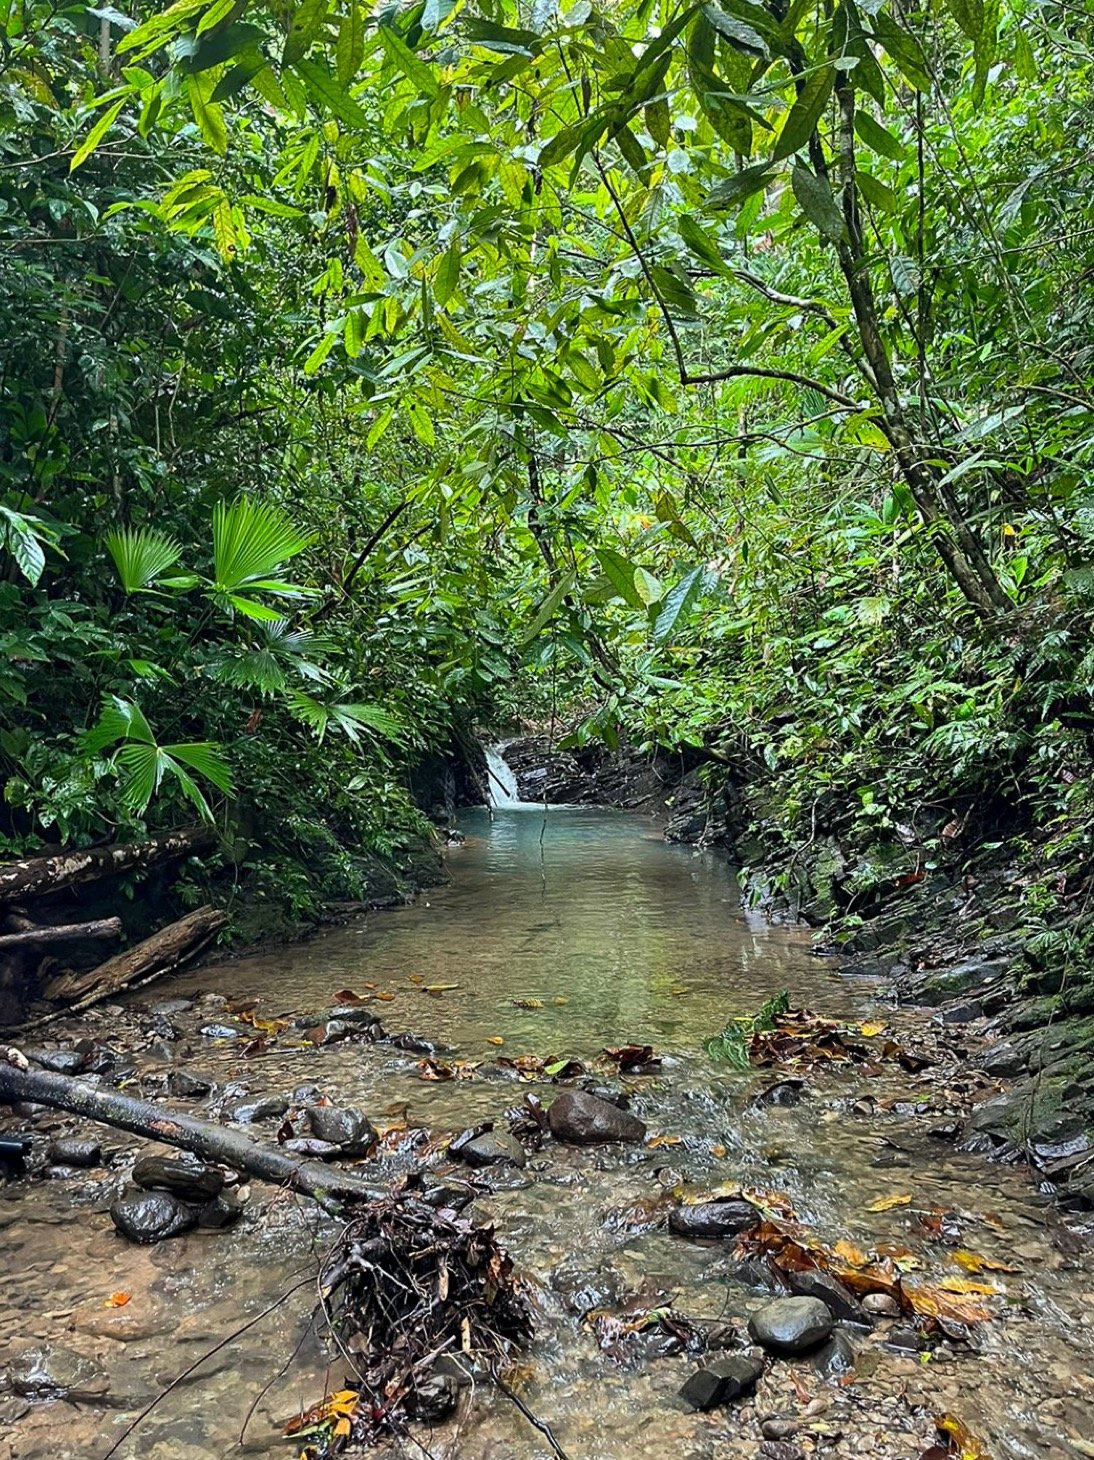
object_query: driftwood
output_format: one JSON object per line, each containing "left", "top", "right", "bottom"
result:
{"left": 0, "top": 917, "right": 122, "bottom": 950}
{"left": 38, "top": 904, "right": 227, "bottom": 1011}
{"left": 0, "top": 824, "right": 216, "bottom": 905}
{"left": 0, "top": 1059, "right": 384, "bottom": 1207}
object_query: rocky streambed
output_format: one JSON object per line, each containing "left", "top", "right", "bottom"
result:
{"left": 1, "top": 808, "right": 1093, "bottom": 1460}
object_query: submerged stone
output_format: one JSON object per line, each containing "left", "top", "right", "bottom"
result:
{"left": 132, "top": 1154, "right": 224, "bottom": 1203}
{"left": 669, "top": 1200, "right": 757, "bottom": 1239}
{"left": 306, "top": 1104, "right": 377, "bottom": 1155}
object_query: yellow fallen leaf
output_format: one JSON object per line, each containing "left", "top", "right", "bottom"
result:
{"left": 105, "top": 1292, "right": 131, "bottom": 1308}
{"left": 670, "top": 986, "right": 690, "bottom": 996}
{"left": 859, "top": 1021, "right": 886, "bottom": 1037}
{"left": 334, "top": 1417, "right": 352, "bottom": 1438}
{"left": 648, "top": 1134, "right": 682, "bottom": 1148}
{"left": 408, "top": 974, "right": 423, "bottom": 984}
{"left": 553, "top": 996, "right": 569, "bottom": 1005}
{"left": 710, "top": 1143, "right": 727, "bottom": 1158}
{"left": 866, "top": 1193, "right": 913, "bottom": 1212}
{"left": 952, "top": 1249, "right": 1016, "bottom": 1274}
{"left": 939, "top": 1277, "right": 1000, "bottom": 1295}
{"left": 486, "top": 1036, "right": 505, "bottom": 1046}
{"left": 832, "top": 1239, "right": 870, "bottom": 1268}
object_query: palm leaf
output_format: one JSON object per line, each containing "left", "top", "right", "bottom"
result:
{"left": 105, "top": 527, "right": 182, "bottom": 593}
{"left": 212, "top": 498, "right": 312, "bottom": 592}
{"left": 165, "top": 741, "right": 234, "bottom": 795}
{"left": 82, "top": 695, "right": 155, "bottom": 753}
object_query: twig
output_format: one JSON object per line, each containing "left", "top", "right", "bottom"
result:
{"left": 489, "top": 1363, "right": 572, "bottom": 1460}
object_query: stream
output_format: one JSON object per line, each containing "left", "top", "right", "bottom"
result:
{"left": 1, "top": 808, "right": 1092, "bottom": 1460}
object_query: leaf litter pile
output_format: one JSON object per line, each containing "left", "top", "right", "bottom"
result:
{"left": 285, "top": 1190, "right": 534, "bottom": 1456}
{"left": 707, "top": 992, "right": 931, "bottom": 1075}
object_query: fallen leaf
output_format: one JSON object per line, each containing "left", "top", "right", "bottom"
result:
{"left": 952, "top": 1249, "right": 1016, "bottom": 1274}
{"left": 552, "top": 996, "right": 570, "bottom": 1005}
{"left": 938, "top": 1277, "right": 1000, "bottom": 1295}
{"left": 333, "top": 988, "right": 371, "bottom": 1005}
{"left": 832, "top": 1239, "right": 871, "bottom": 1268}
{"left": 866, "top": 1193, "right": 913, "bottom": 1212}
{"left": 105, "top": 1292, "right": 131, "bottom": 1307}
{"left": 860, "top": 1021, "right": 887, "bottom": 1037}
{"left": 375, "top": 990, "right": 396, "bottom": 1002}
{"left": 416, "top": 1059, "right": 454, "bottom": 1081}
{"left": 486, "top": 1036, "right": 505, "bottom": 1046}
{"left": 648, "top": 1134, "right": 683, "bottom": 1148}
{"left": 710, "top": 1143, "right": 727, "bottom": 1158}
{"left": 935, "top": 1411, "right": 993, "bottom": 1458}
{"left": 408, "top": 974, "right": 423, "bottom": 984}
{"left": 512, "top": 997, "right": 544, "bottom": 1009}
{"left": 424, "top": 983, "right": 460, "bottom": 993}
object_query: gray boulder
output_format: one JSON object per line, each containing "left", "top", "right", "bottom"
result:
{"left": 306, "top": 1104, "right": 377, "bottom": 1155}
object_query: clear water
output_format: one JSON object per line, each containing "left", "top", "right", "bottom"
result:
{"left": 2, "top": 810, "right": 1092, "bottom": 1460}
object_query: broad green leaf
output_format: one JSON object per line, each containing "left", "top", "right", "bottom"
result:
{"left": 212, "top": 498, "right": 311, "bottom": 594}
{"left": 336, "top": 0, "right": 365, "bottom": 85}
{"left": 186, "top": 73, "right": 227, "bottom": 153}
{"left": 856, "top": 169, "right": 898, "bottom": 213}
{"left": 435, "top": 238, "right": 462, "bottom": 305}
{"left": 652, "top": 566, "right": 704, "bottom": 644}
{"left": 678, "top": 214, "right": 731, "bottom": 273}
{"left": 705, "top": 161, "right": 777, "bottom": 211}
{"left": 772, "top": 64, "right": 834, "bottom": 161}
{"left": 791, "top": 161, "right": 846, "bottom": 243}
{"left": 853, "top": 110, "right": 906, "bottom": 161}
{"left": 105, "top": 527, "right": 182, "bottom": 592}
{"left": 943, "top": 0, "right": 983, "bottom": 41}
{"left": 70, "top": 96, "right": 127, "bottom": 171}
{"left": 377, "top": 23, "right": 440, "bottom": 98}
{"left": 700, "top": 2, "right": 766, "bottom": 56}
{"left": 282, "top": 0, "right": 330, "bottom": 66}
{"left": 596, "top": 547, "right": 646, "bottom": 610}
{"left": 521, "top": 570, "right": 576, "bottom": 642}
{"left": 293, "top": 56, "right": 370, "bottom": 128}
{"left": 871, "top": 12, "right": 931, "bottom": 91}
{"left": 971, "top": 0, "right": 1000, "bottom": 107}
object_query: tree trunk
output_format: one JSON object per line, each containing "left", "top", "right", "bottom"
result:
{"left": 38, "top": 905, "right": 227, "bottom": 1010}
{"left": 0, "top": 825, "right": 217, "bottom": 905}
{"left": 0, "top": 1059, "right": 383, "bottom": 1207}
{"left": 0, "top": 917, "right": 122, "bottom": 950}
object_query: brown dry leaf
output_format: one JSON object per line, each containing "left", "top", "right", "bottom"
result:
{"left": 416, "top": 1059, "right": 454, "bottom": 1082}
{"left": 952, "top": 1249, "right": 1016, "bottom": 1274}
{"left": 408, "top": 974, "right": 423, "bottom": 984}
{"left": 333, "top": 988, "right": 371, "bottom": 1005}
{"left": 832, "top": 1239, "right": 871, "bottom": 1268}
{"left": 866, "top": 1193, "right": 913, "bottom": 1212}
{"left": 710, "top": 1143, "right": 728, "bottom": 1158}
{"left": 105, "top": 1292, "right": 131, "bottom": 1308}
{"left": 486, "top": 1036, "right": 505, "bottom": 1046}
{"left": 904, "top": 1281, "right": 996, "bottom": 1324}
{"left": 375, "top": 990, "right": 396, "bottom": 1002}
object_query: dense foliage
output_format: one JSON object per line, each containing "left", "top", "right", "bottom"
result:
{"left": 2, "top": 0, "right": 1093, "bottom": 974}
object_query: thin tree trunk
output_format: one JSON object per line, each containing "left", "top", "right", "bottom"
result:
{"left": 0, "top": 1060, "right": 383, "bottom": 1207}
{"left": 0, "top": 825, "right": 217, "bottom": 904}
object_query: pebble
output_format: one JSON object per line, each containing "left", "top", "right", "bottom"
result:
{"left": 862, "top": 1292, "right": 900, "bottom": 1317}
{"left": 47, "top": 1138, "right": 101, "bottom": 1168}
{"left": 679, "top": 1352, "right": 764, "bottom": 1411}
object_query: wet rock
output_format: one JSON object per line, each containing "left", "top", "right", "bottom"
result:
{"left": 292, "top": 1083, "right": 324, "bottom": 1104}
{"left": 761, "top": 1419, "right": 800, "bottom": 1441}
{"left": 306, "top": 1104, "right": 377, "bottom": 1155}
{"left": 73, "top": 1303, "right": 174, "bottom": 1343}
{"left": 327, "top": 1006, "right": 384, "bottom": 1028}
{"left": 786, "top": 1269, "right": 866, "bottom": 1323}
{"left": 132, "top": 1154, "right": 224, "bottom": 1204}
{"left": 387, "top": 1032, "right": 436, "bottom": 1054}
{"left": 750, "top": 1079, "right": 806, "bottom": 1109}
{"left": 196, "top": 1188, "right": 248, "bottom": 1228}
{"left": 748, "top": 1297, "right": 834, "bottom": 1355}
{"left": 8, "top": 1344, "right": 110, "bottom": 1403}
{"left": 283, "top": 1137, "right": 341, "bottom": 1159}
{"left": 168, "top": 1070, "right": 213, "bottom": 1098}
{"left": 143, "top": 1013, "right": 181, "bottom": 1041}
{"left": 547, "top": 1090, "right": 647, "bottom": 1144}
{"left": 812, "top": 1330, "right": 856, "bottom": 1377}
{"left": 24, "top": 1046, "right": 86, "bottom": 1076}
{"left": 669, "top": 1200, "right": 757, "bottom": 1239}
{"left": 229, "top": 1095, "right": 289, "bottom": 1124}
{"left": 862, "top": 1292, "right": 900, "bottom": 1317}
{"left": 978, "top": 1042, "right": 1025, "bottom": 1079}
{"left": 679, "top": 1352, "right": 764, "bottom": 1411}
{"left": 0, "top": 1135, "right": 31, "bottom": 1175}
{"left": 759, "top": 1441, "right": 805, "bottom": 1460}
{"left": 919, "top": 959, "right": 1005, "bottom": 1005}
{"left": 454, "top": 1129, "right": 527, "bottom": 1169}
{"left": 199, "top": 1023, "right": 240, "bottom": 1040}
{"left": 938, "top": 1000, "right": 983, "bottom": 1024}
{"left": 47, "top": 1137, "right": 101, "bottom": 1168}
{"left": 110, "top": 1190, "right": 198, "bottom": 1244}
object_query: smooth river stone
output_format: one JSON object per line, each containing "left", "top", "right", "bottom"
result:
{"left": 748, "top": 1296, "right": 834, "bottom": 1355}
{"left": 669, "top": 1200, "right": 757, "bottom": 1239}
{"left": 110, "top": 1191, "right": 198, "bottom": 1244}
{"left": 547, "top": 1090, "right": 647, "bottom": 1144}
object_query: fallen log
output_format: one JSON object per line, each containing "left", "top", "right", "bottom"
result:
{"left": 0, "top": 824, "right": 217, "bottom": 904}
{"left": 0, "top": 917, "right": 122, "bottom": 950}
{"left": 39, "top": 904, "right": 226, "bottom": 1010}
{"left": 0, "top": 1058, "right": 384, "bottom": 1208}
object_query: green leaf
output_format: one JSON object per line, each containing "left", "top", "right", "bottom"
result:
{"left": 678, "top": 213, "right": 731, "bottom": 273}
{"left": 855, "top": 169, "right": 898, "bottom": 213}
{"left": 463, "top": 18, "right": 542, "bottom": 55}
{"left": 971, "top": 0, "right": 1000, "bottom": 107}
{"left": 521, "top": 570, "right": 576, "bottom": 643}
{"left": 293, "top": 56, "right": 370, "bottom": 128}
{"left": 164, "top": 740, "right": 233, "bottom": 794}
{"left": 700, "top": 2, "right": 766, "bottom": 56}
{"left": 652, "top": 566, "right": 704, "bottom": 644}
{"left": 336, "top": 0, "right": 365, "bottom": 85}
{"left": 705, "top": 161, "right": 777, "bottom": 211}
{"left": 651, "top": 263, "right": 699, "bottom": 319}
{"left": 1013, "top": 28, "right": 1036, "bottom": 83}
{"left": 853, "top": 110, "right": 906, "bottom": 161}
{"left": 186, "top": 73, "right": 227, "bottom": 153}
{"left": 943, "top": 0, "right": 983, "bottom": 41}
{"left": 871, "top": 12, "right": 931, "bottom": 91}
{"left": 0, "top": 508, "right": 50, "bottom": 585}
{"left": 70, "top": 96, "right": 127, "bottom": 171}
{"left": 282, "top": 0, "right": 330, "bottom": 66}
{"left": 105, "top": 527, "right": 183, "bottom": 592}
{"left": 377, "top": 23, "right": 440, "bottom": 98}
{"left": 791, "top": 161, "right": 846, "bottom": 243}
{"left": 435, "top": 238, "right": 462, "bottom": 305}
{"left": 772, "top": 64, "right": 834, "bottom": 161}
{"left": 83, "top": 696, "right": 156, "bottom": 753}
{"left": 596, "top": 547, "right": 646, "bottom": 610}
{"left": 212, "top": 497, "right": 312, "bottom": 594}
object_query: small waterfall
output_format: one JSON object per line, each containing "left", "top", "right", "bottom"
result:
{"left": 484, "top": 744, "right": 525, "bottom": 808}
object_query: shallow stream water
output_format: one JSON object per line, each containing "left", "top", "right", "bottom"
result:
{"left": 1, "top": 809, "right": 1092, "bottom": 1460}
